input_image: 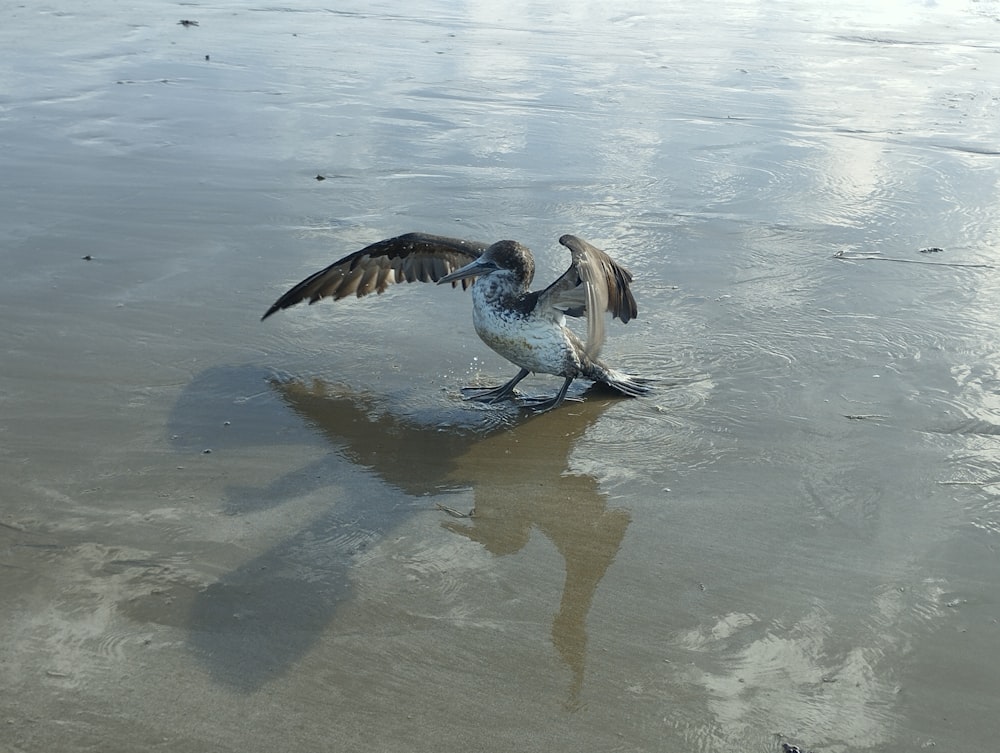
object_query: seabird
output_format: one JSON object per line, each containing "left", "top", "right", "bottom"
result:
{"left": 262, "top": 232, "right": 651, "bottom": 411}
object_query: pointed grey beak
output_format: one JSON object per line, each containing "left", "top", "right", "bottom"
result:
{"left": 437, "top": 258, "right": 492, "bottom": 285}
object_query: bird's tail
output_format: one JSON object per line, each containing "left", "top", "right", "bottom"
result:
{"left": 584, "top": 362, "right": 653, "bottom": 398}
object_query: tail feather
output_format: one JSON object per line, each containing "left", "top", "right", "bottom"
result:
{"left": 585, "top": 363, "right": 653, "bottom": 398}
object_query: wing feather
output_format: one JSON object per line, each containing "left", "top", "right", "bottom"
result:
{"left": 262, "top": 232, "right": 487, "bottom": 319}
{"left": 536, "top": 234, "right": 639, "bottom": 359}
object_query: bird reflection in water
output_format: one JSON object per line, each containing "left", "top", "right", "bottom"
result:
{"left": 436, "top": 430, "right": 630, "bottom": 707}
{"left": 165, "top": 366, "right": 630, "bottom": 704}
{"left": 274, "top": 376, "right": 631, "bottom": 707}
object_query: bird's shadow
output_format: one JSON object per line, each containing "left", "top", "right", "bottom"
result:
{"left": 142, "top": 365, "right": 631, "bottom": 701}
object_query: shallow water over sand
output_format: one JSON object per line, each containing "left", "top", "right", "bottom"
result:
{"left": 3, "top": 1, "right": 1000, "bottom": 751}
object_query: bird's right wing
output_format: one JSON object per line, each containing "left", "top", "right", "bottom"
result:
{"left": 262, "top": 233, "right": 488, "bottom": 320}
{"left": 536, "top": 234, "right": 639, "bottom": 359}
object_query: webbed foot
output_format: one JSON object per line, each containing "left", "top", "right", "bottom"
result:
{"left": 460, "top": 368, "right": 530, "bottom": 404}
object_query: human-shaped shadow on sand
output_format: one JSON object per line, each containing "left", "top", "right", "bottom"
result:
{"left": 160, "top": 365, "right": 630, "bottom": 701}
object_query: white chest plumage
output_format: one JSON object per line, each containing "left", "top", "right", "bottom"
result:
{"left": 470, "top": 278, "right": 579, "bottom": 377}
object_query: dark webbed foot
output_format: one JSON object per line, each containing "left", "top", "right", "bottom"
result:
{"left": 519, "top": 376, "right": 575, "bottom": 413}
{"left": 462, "top": 385, "right": 524, "bottom": 403}
{"left": 461, "top": 368, "right": 530, "bottom": 404}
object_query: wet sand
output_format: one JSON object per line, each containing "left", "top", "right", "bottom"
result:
{"left": 3, "top": 2, "right": 1000, "bottom": 751}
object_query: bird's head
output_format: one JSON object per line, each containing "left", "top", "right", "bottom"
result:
{"left": 436, "top": 240, "right": 534, "bottom": 289}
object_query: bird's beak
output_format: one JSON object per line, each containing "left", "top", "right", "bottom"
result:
{"left": 437, "top": 258, "right": 489, "bottom": 285}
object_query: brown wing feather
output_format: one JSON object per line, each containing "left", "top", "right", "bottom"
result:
{"left": 562, "top": 235, "right": 638, "bottom": 324}
{"left": 536, "top": 234, "right": 639, "bottom": 359}
{"left": 262, "top": 233, "right": 487, "bottom": 320}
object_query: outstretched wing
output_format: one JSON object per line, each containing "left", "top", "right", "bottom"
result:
{"left": 262, "top": 232, "right": 487, "bottom": 320}
{"left": 536, "top": 234, "right": 638, "bottom": 359}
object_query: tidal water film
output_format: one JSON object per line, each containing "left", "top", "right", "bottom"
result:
{"left": 3, "top": 2, "right": 999, "bottom": 751}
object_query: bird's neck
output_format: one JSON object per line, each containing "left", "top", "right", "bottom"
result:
{"left": 473, "top": 274, "right": 534, "bottom": 316}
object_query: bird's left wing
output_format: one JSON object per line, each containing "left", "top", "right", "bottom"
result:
{"left": 536, "top": 234, "right": 638, "bottom": 359}
{"left": 262, "top": 232, "right": 487, "bottom": 320}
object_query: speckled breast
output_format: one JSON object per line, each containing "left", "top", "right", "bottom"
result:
{"left": 471, "top": 290, "right": 577, "bottom": 376}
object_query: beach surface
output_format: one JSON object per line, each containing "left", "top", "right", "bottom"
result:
{"left": 2, "top": 2, "right": 1000, "bottom": 751}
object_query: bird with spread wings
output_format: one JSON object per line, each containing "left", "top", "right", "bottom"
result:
{"left": 263, "top": 232, "right": 650, "bottom": 411}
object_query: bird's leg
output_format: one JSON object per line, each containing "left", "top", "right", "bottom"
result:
{"left": 521, "top": 376, "right": 575, "bottom": 413}
{"left": 462, "top": 368, "right": 531, "bottom": 403}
